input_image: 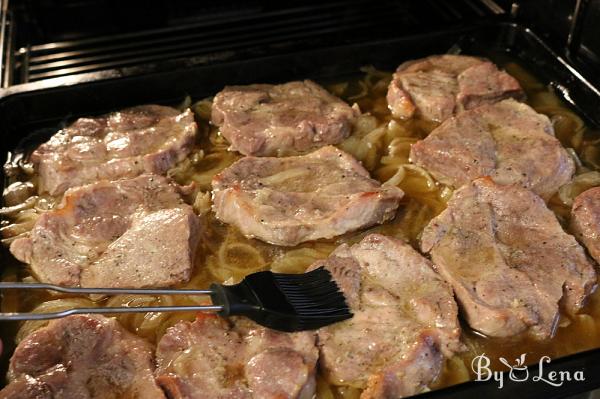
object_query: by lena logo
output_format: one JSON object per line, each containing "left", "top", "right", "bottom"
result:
{"left": 471, "top": 353, "right": 585, "bottom": 389}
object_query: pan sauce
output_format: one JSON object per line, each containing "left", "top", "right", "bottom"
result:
{"left": 1, "top": 56, "right": 600, "bottom": 398}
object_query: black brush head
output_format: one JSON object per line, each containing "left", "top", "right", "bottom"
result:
{"left": 210, "top": 267, "right": 353, "bottom": 332}
{"left": 272, "top": 267, "right": 352, "bottom": 328}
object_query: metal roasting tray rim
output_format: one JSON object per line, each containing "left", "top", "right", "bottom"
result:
{"left": 0, "top": 21, "right": 599, "bottom": 398}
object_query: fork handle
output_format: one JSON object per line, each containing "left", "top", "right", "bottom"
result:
{"left": 0, "top": 282, "right": 213, "bottom": 295}
{"left": 0, "top": 305, "right": 224, "bottom": 321}
{"left": 0, "top": 282, "right": 219, "bottom": 321}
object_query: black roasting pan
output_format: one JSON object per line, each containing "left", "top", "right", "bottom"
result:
{"left": 0, "top": 21, "right": 599, "bottom": 398}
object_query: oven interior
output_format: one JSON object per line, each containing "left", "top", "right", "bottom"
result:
{"left": 1, "top": 1, "right": 600, "bottom": 398}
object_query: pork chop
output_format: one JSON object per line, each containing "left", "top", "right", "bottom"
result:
{"left": 32, "top": 105, "right": 197, "bottom": 195}
{"left": 211, "top": 80, "right": 358, "bottom": 156}
{"left": 309, "top": 234, "right": 462, "bottom": 399}
{"left": 10, "top": 174, "right": 201, "bottom": 288}
{"left": 421, "top": 178, "right": 597, "bottom": 340}
{"left": 387, "top": 54, "right": 524, "bottom": 122}
{"left": 410, "top": 99, "right": 574, "bottom": 200}
{"left": 571, "top": 187, "right": 600, "bottom": 263}
{"left": 155, "top": 314, "right": 318, "bottom": 399}
{"left": 211, "top": 146, "right": 403, "bottom": 246}
{"left": 0, "top": 314, "right": 165, "bottom": 399}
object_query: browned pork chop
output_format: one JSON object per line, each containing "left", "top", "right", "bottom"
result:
{"left": 0, "top": 315, "right": 165, "bottom": 399}
{"left": 211, "top": 80, "right": 358, "bottom": 156}
{"left": 32, "top": 105, "right": 197, "bottom": 195}
{"left": 309, "top": 234, "right": 462, "bottom": 399}
{"left": 10, "top": 174, "right": 200, "bottom": 288}
{"left": 211, "top": 146, "right": 403, "bottom": 246}
{"left": 571, "top": 187, "right": 600, "bottom": 263}
{"left": 387, "top": 54, "right": 523, "bottom": 122}
{"left": 410, "top": 99, "right": 574, "bottom": 200}
{"left": 421, "top": 178, "right": 597, "bottom": 340}
{"left": 155, "top": 315, "right": 318, "bottom": 399}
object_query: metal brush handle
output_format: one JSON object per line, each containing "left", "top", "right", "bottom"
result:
{"left": 0, "top": 267, "right": 352, "bottom": 331}
{"left": 0, "top": 282, "right": 223, "bottom": 321}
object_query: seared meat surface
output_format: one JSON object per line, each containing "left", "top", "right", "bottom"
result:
{"left": 0, "top": 315, "right": 165, "bottom": 399}
{"left": 155, "top": 315, "right": 318, "bottom": 399}
{"left": 410, "top": 99, "right": 574, "bottom": 200}
{"left": 211, "top": 146, "right": 403, "bottom": 246}
{"left": 10, "top": 174, "right": 200, "bottom": 288}
{"left": 32, "top": 105, "right": 197, "bottom": 195}
{"left": 572, "top": 187, "right": 600, "bottom": 263}
{"left": 309, "top": 234, "right": 462, "bottom": 399}
{"left": 387, "top": 54, "right": 523, "bottom": 122}
{"left": 421, "top": 178, "right": 597, "bottom": 339}
{"left": 211, "top": 80, "right": 358, "bottom": 156}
